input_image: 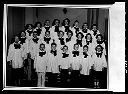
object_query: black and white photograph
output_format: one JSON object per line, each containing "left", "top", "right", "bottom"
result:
{"left": 3, "top": 3, "right": 125, "bottom": 92}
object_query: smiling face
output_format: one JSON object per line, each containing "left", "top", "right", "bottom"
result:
{"left": 51, "top": 44, "right": 56, "bottom": 51}
{"left": 45, "top": 31, "right": 50, "bottom": 37}
{"left": 63, "top": 46, "right": 68, "bottom": 53}
{"left": 86, "top": 34, "right": 91, "bottom": 41}
{"left": 40, "top": 44, "right": 45, "bottom": 51}
{"left": 83, "top": 23, "right": 88, "bottom": 29}
{"left": 83, "top": 46, "right": 88, "bottom": 53}
{"left": 77, "top": 33, "right": 82, "bottom": 40}
{"left": 93, "top": 26, "right": 97, "bottom": 30}
{"left": 59, "top": 31, "right": 64, "bottom": 38}
{"left": 97, "top": 35, "right": 102, "bottom": 41}
{"left": 74, "top": 21, "right": 79, "bottom": 27}
{"left": 55, "top": 20, "right": 59, "bottom": 26}
{"left": 45, "top": 20, "right": 50, "bottom": 26}
{"left": 74, "top": 44, "right": 79, "bottom": 51}
{"left": 96, "top": 46, "right": 102, "bottom": 53}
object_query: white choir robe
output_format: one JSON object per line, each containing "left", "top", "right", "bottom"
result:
{"left": 7, "top": 43, "right": 24, "bottom": 69}
{"left": 79, "top": 53, "right": 93, "bottom": 75}
{"left": 33, "top": 27, "right": 43, "bottom": 39}
{"left": 90, "top": 29, "right": 100, "bottom": 43}
{"left": 59, "top": 53, "right": 70, "bottom": 69}
{"left": 92, "top": 53, "right": 107, "bottom": 71}
{"left": 25, "top": 29, "right": 33, "bottom": 41}
{"left": 50, "top": 26, "right": 61, "bottom": 40}
{"left": 65, "top": 38, "right": 76, "bottom": 55}
{"left": 20, "top": 38, "right": 30, "bottom": 59}
{"left": 70, "top": 54, "right": 81, "bottom": 70}
{"left": 47, "top": 52, "right": 59, "bottom": 73}
{"left": 71, "top": 27, "right": 82, "bottom": 39}
{"left": 93, "top": 42, "right": 107, "bottom": 55}
{"left": 60, "top": 26, "right": 72, "bottom": 39}
{"left": 34, "top": 51, "right": 47, "bottom": 73}
{"left": 29, "top": 39, "right": 41, "bottom": 60}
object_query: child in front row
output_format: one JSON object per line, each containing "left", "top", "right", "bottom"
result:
{"left": 92, "top": 45, "right": 107, "bottom": 88}
{"left": 34, "top": 43, "right": 47, "bottom": 87}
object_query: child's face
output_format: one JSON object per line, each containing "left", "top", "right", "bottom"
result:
{"left": 63, "top": 46, "right": 68, "bottom": 53}
{"left": 40, "top": 44, "right": 45, "bottom": 51}
{"left": 15, "top": 36, "right": 19, "bottom": 43}
{"left": 28, "top": 25, "right": 32, "bottom": 29}
{"left": 45, "top": 32, "right": 50, "bottom": 37}
{"left": 74, "top": 22, "right": 79, "bottom": 27}
{"left": 45, "top": 21, "right": 50, "bottom": 26}
{"left": 83, "top": 24, "right": 88, "bottom": 29}
{"left": 51, "top": 45, "right": 56, "bottom": 51}
{"left": 64, "top": 20, "right": 69, "bottom": 25}
{"left": 67, "top": 32, "right": 72, "bottom": 38}
{"left": 74, "top": 44, "right": 79, "bottom": 51}
{"left": 78, "top": 34, "right": 82, "bottom": 39}
{"left": 86, "top": 35, "right": 91, "bottom": 41}
{"left": 93, "top": 26, "right": 97, "bottom": 30}
{"left": 96, "top": 46, "right": 102, "bottom": 52}
{"left": 55, "top": 20, "right": 59, "bottom": 26}
{"left": 59, "top": 32, "right": 64, "bottom": 38}
{"left": 83, "top": 47, "right": 88, "bottom": 53}
{"left": 97, "top": 36, "right": 102, "bottom": 41}
{"left": 33, "top": 33, "right": 37, "bottom": 38}
{"left": 21, "top": 32, "right": 26, "bottom": 37}
{"left": 37, "top": 24, "right": 41, "bottom": 28}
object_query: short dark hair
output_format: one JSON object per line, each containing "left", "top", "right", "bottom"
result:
{"left": 34, "top": 22, "right": 42, "bottom": 28}
{"left": 85, "top": 33, "right": 92, "bottom": 39}
{"left": 96, "top": 34, "right": 103, "bottom": 40}
{"left": 76, "top": 32, "right": 84, "bottom": 38}
{"left": 40, "top": 43, "right": 45, "bottom": 47}
{"left": 52, "top": 19, "right": 60, "bottom": 26}
{"left": 66, "top": 30, "right": 73, "bottom": 36}
{"left": 82, "top": 22, "right": 88, "bottom": 29}
{"left": 73, "top": 20, "right": 79, "bottom": 27}
{"left": 62, "top": 18, "right": 70, "bottom": 26}
{"left": 83, "top": 45, "right": 88, "bottom": 49}
{"left": 51, "top": 42, "right": 57, "bottom": 47}
{"left": 44, "top": 20, "right": 50, "bottom": 26}
{"left": 25, "top": 24, "right": 33, "bottom": 30}
{"left": 95, "top": 44, "right": 104, "bottom": 51}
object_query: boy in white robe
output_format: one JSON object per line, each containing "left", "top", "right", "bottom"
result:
{"left": 70, "top": 43, "right": 81, "bottom": 87}
{"left": 79, "top": 45, "right": 92, "bottom": 88}
{"left": 7, "top": 36, "right": 24, "bottom": 86}
{"left": 25, "top": 24, "right": 33, "bottom": 41}
{"left": 34, "top": 43, "right": 47, "bottom": 87}
{"left": 92, "top": 45, "right": 107, "bottom": 88}
{"left": 81, "top": 23, "right": 91, "bottom": 37}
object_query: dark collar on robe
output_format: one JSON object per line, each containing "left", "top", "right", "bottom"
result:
{"left": 39, "top": 51, "right": 46, "bottom": 57}
{"left": 66, "top": 37, "right": 71, "bottom": 43}
{"left": 44, "top": 37, "right": 51, "bottom": 44}
{"left": 64, "top": 26, "right": 70, "bottom": 32}
{"left": 76, "top": 39, "right": 82, "bottom": 47}
{"left": 97, "top": 40, "right": 103, "bottom": 44}
{"left": 45, "top": 26, "right": 50, "bottom": 31}
{"left": 86, "top": 40, "right": 92, "bottom": 45}
{"left": 50, "top": 50, "right": 57, "bottom": 56}
{"left": 92, "top": 30, "right": 97, "bottom": 36}
{"left": 20, "top": 37, "right": 26, "bottom": 44}
{"left": 72, "top": 50, "right": 79, "bottom": 57}
{"left": 58, "top": 38, "right": 65, "bottom": 45}
{"left": 14, "top": 43, "right": 21, "bottom": 49}
{"left": 36, "top": 28, "right": 42, "bottom": 36}
{"left": 74, "top": 27, "right": 79, "bottom": 34}
{"left": 33, "top": 38, "right": 39, "bottom": 43}
{"left": 27, "top": 29, "right": 33, "bottom": 36}
{"left": 82, "top": 29, "right": 87, "bottom": 33}
{"left": 55, "top": 26, "right": 59, "bottom": 32}
{"left": 96, "top": 52, "right": 103, "bottom": 58}
{"left": 62, "top": 53, "right": 69, "bottom": 58}
{"left": 83, "top": 52, "right": 88, "bottom": 58}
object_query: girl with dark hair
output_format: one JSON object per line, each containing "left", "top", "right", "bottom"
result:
{"left": 50, "top": 19, "right": 61, "bottom": 40}
{"left": 25, "top": 24, "right": 33, "bottom": 40}
{"left": 71, "top": 20, "right": 82, "bottom": 39}
{"left": 33, "top": 22, "right": 42, "bottom": 38}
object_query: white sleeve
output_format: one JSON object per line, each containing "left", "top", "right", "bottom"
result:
{"left": 7, "top": 44, "right": 14, "bottom": 62}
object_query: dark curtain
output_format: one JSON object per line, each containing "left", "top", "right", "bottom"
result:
{"left": 7, "top": 7, "right": 25, "bottom": 86}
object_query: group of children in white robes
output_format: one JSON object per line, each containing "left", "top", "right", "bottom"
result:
{"left": 7, "top": 18, "right": 107, "bottom": 88}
